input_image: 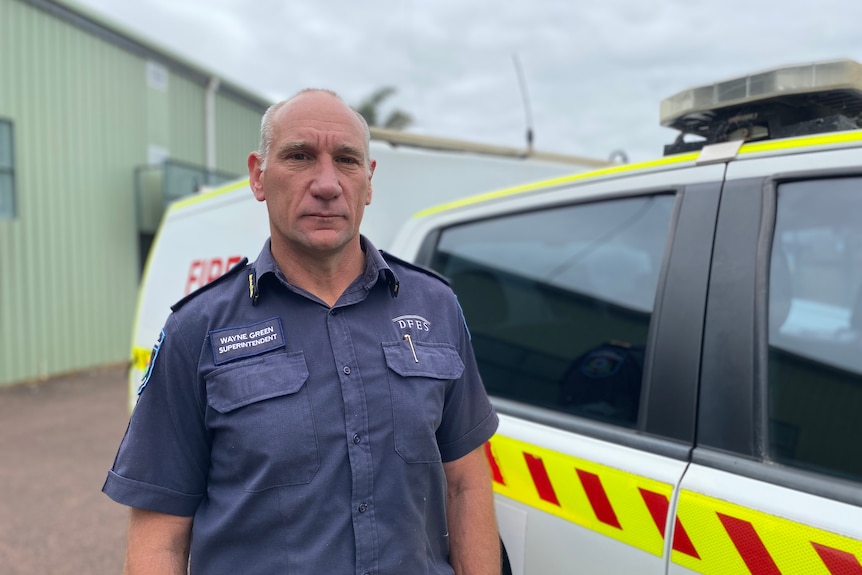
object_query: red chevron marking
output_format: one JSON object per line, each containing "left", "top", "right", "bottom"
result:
{"left": 576, "top": 469, "right": 621, "bottom": 529}
{"left": 638, "top": 488, "right": 700, "bottom": 559}
{"left": 483, "top": 442, "right": 505, "bottom": 485}
{"left": 717, "top": 513, "right": 781, "bottom": 575}
{"left": 812, "top": 542, "right": 862, "bottom": 575}
{"left": 523, "top": 453, "right": 560, "bottom": 506}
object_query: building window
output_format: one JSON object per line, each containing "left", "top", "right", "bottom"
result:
{"left": 0, "top": 119, "right": 15, "bottom": 219}
{"left": 430, "top": 194, "right": 676, "bottom": 427}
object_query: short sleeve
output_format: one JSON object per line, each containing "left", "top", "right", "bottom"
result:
{"left": 436, "top": 299, "right": 498, "bottom": 462}
{"left": 102, "top": 314, "right": 210, "bottom": 516}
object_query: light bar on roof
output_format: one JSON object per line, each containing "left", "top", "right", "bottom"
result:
{"left": 660, "top": 59, "right": 862, "bottom": 127}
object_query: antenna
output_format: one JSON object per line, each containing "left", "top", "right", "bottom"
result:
{"left": 608, "top": 149, "right": 629, "bottom": 164}
{"left": 512, "top": 53, "right": 534, "bottom": 155}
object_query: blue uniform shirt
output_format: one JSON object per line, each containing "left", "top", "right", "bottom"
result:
{"left": 103, "top": 237, "right": 498, "bottom": 575}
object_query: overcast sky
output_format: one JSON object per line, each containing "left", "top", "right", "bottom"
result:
{"left": 73, "top": 0, "right": 862, "bottom": 163}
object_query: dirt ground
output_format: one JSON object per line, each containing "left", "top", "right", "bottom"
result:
{"left": 0, "top": 365, "right": 131, "bottom": 574}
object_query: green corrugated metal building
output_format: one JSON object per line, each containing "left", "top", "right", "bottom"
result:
{"left": 0, "top": 0, "right": 271, "bottom": 385}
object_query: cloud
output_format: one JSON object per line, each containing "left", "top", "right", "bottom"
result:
{"left": 75, "top": 0, "right": 862, "bottom": 163}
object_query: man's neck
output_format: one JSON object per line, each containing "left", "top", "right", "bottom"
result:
{"left": 271, "top": 241, "right": 367, "bottom": 308}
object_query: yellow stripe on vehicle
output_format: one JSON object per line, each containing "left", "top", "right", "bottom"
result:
{"left": 414, "top": 129, "right": 862, "bottom": 221}
{"left": 168, "top": 178, "right": 251, "bottom": 213}
{"left": 412, "top": 152, "right": 700, "bottom": 219}
{"left": 484, "top": 435, "right": 675, "bottom": 557}
{"left": 484, "top": 435, "right": 862, "bottom": 574}
{"left": 673, "top": 490, "right": 862, "bottom": 575}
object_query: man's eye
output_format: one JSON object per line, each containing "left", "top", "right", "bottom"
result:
{"left": 282, "top": 151, "right": 310, "bottom": 161}
{"left": 337, "top": 157, "right": 360, "bottom": 165}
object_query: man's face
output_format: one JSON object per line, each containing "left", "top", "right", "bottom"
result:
{"left": 248, "top": 92, "right": 375, "bottom": 260}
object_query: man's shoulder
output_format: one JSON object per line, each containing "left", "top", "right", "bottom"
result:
{"left": 379, "top": 251, "right": 449, "bottom": 287}
{"left": 171, "top": 258, "right": 251, "bottom": 313}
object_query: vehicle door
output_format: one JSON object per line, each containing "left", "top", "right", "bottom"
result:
{"left": 669, "top": 146, "right": 862, "bottom": 575}
{"left": 413, "top": 163, "right": 724, "bottom": 574}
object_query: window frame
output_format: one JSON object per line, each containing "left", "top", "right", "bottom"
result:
{"left": 416, "top": 180, "right": 721, "bottom": 457}
{"left": 0, "top": 118, "right": 16, "bottom": 219}
{"left": 695, "top": 168, "right": 862, "bottom": 507}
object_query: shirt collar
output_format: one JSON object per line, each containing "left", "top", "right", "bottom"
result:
{"left": 248, "top": 236, "right": 399, "bottom": 305}
{"left": 359, "top": 236, "right": 399, "bottom": 297}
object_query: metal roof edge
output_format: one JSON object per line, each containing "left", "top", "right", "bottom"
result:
{"left": 25, "top": 0, "right": 273, "bottom": 112}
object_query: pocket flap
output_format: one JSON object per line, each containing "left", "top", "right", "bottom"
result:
{"left": 382, "top": 341, "right": 464, "bottom": 379}
{"left": 206, "top": 352, "right": 308, "bottom": 414}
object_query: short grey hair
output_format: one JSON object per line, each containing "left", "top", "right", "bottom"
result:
{"left": 257, "top": 89, "right": 372, "bottom": 173}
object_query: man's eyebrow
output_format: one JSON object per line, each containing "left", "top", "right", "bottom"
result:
{"left": 334, "top": 143, "right": 364, "bottom": 158}
{"left": 277, "top": 141, "right": 312, "bottom": 155}
{"left": 276, "top": 141, "right": 364, "bottom": 159}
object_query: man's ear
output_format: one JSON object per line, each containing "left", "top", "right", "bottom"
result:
{"left": 248, "top": 152, "right": 266, "bottom": 202}
{"left": 365, "top": 159, "right": 376, "bottom": 206}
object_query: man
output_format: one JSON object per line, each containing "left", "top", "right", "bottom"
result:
{"left": 103, "top": 89, "right": 501, "bottom": 575}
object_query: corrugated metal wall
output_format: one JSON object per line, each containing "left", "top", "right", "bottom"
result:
{"left": 216, "top": 92, "right": 266, "bottom": 175}
{"left": 0, "top": 0, "right": 269, "bottom": 385}
{"left": 168, "top": 74, "right": 207, "bottom": 165}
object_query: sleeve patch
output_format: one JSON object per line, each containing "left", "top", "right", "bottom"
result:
{"left": 137, "top": 329, "right": 166, "bottom": 396}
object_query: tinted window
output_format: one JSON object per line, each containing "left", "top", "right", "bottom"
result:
{"left": 769, "top": 177, "right": 862, "bottom": 481}
{"left": 431, "top": 195, "right": 675, "bottom": 427}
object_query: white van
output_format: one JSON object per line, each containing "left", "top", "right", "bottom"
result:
{"left": 128, "top": 133, "right": 606, "bottom": 410}
{"left": 389, "top": 60, "right": 862, "bottom": 574}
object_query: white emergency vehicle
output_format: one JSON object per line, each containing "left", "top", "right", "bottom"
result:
{"left": 389, "top": 59, "right": 862, "bottom": 574}
{"left": 128, "top": 132, "right": 607, "bottom": 409}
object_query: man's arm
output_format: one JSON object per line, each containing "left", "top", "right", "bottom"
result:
{"left": 444, "top": 444, "right": 501, "bottom": 575}
{"left": 123, "top": 508, "right": 193, "bottom": 575}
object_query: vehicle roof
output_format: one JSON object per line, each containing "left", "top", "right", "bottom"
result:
{"left": 411, "top": 129, "right": 862, "bottom": 220}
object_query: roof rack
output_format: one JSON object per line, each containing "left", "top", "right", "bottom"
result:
{"left": 660, "top": 59, "right": 862, "bottom": 156}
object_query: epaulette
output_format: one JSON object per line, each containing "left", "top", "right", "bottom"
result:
{"left": 379, "top": 250, "right": 450, "bottom": 286}
{"left": 170, "top": 257, "right": 249, "bottom": 312}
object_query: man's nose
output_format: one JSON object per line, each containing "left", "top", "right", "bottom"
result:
{"left": 310, "top": 158, "right": 342, "bottom": 199}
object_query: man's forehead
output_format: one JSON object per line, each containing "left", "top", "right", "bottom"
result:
{"left": 272, "top": 110, "right": 365, "bottom": 150}
{"left": 276, "top": 135, "right": 364, "bottom": 156}
{"left": 277, "top": 94, "right": 362, "bottom": 131}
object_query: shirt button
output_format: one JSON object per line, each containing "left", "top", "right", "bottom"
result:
{"left": 353, "top": 434, "right": 361, "bottom": 444}
{"left": 343, "top": 366, "right": 351, "bottom": 375}
{"left": 358, "top": 503, "right": 368, "bottom": 513}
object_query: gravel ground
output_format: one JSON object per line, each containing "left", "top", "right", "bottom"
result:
{"left": 0, "top": 365, "right": 131, "bottom": 574}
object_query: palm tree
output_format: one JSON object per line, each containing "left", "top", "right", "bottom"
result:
{"left": 356, "top": 87, "right": 413, "bottom": 130}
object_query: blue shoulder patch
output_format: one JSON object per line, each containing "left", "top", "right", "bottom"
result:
{"left": 137, "top": 329, "right": 165, "bottom": 396}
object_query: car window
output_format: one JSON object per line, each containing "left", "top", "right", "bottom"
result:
{"left": 768, "top": 177, "right": 862, "bottom": 481}
{"left": 431, "top": 194, "right": 676, "bottom": 427}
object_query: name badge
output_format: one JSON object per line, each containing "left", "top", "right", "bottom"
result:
{"left": 210, "top": 317, "right": 285, "bottom": 365}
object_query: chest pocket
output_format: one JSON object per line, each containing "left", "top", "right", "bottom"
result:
{"left": 206, "top": 351, "right": 319, "bottom": 491}
{"left": 382, "top": 341, "right": 464, "bottom": 463}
